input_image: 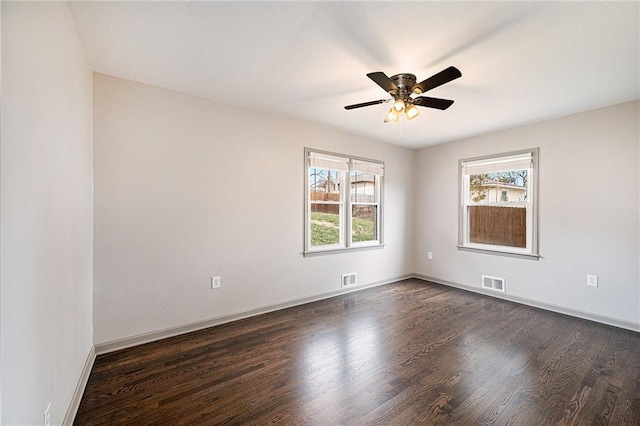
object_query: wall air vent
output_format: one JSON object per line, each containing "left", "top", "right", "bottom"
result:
{"left": 342, "top": 273, "right": 357, "bottom": 288}
{"left": 482, "top": 275, "right": 505, "bottom": 292}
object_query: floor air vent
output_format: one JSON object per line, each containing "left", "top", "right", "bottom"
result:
{"left": 342, "top": 273, "right": 357, "bottom": 288}
{"left": 482, "top": 275, "right": 505, "bottom": 292}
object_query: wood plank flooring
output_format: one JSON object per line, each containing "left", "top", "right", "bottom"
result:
{"left": 75, "top": 279, "right": 640, "bottom": 425}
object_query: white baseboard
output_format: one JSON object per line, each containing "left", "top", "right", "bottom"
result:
{"left": 95, "top": 274, "right": 413, "bottom": 355}
{"left": 63, "top": 345, "right": 96, "bottom": 426}
{"left": 414, "top": 274, "right": 640, "bottom": 333}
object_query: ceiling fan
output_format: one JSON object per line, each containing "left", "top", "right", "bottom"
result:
{"left": 344, "top": 66, "right": 461, "bottom": 123}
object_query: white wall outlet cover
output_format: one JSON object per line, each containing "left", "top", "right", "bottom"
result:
{"left": 211, "top": 276, "right": 221, "bottom": 289}
{"left": 587, "top": 275, "right": 598, "bottom": 287}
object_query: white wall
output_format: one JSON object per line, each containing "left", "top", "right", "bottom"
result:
{"left": 1, "top": 2, "right": 93, "bottom": 425}
{"left": 414, "top": 101, "right": 640, "bottom": 328}
{"left": 93, "top": 74, "right": 414, "bottom": 345}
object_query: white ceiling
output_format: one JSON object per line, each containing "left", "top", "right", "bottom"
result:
{"left": 68, "top": 1, "right": 639, "bottom": 149}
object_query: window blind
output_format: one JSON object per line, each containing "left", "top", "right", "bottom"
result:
{"left": 352, "top": 160, "right": 384, "bottom": 176}
{"left": 308, "top": 153, "right": 349, "bottom": 172}
{"left": 462, "top": 153, "right": 532, "bottom": 176}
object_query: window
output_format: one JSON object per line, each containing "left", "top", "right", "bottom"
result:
{"left": 305, "top": 149, "right": 383, "bottom": 255}
{"left": 459, "top": 149, "right": 538, "bottom": 258}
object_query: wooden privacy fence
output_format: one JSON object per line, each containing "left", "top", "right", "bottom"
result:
{"left": 310, "top": 192, "right": 340, "bottom": 215}
{"left": 469, "top": 205, "right": 526, "bottom": 248}
{"left": 310, "top": 192, "right": 340, "bottom": 202}
{"left": 310, "top": 192, "right": 375, "bottom": 219}
{"left": 311, "top": 204, "right": 339, "bottom": 215}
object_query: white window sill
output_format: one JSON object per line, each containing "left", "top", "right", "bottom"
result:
{"left": 304, "top": 244, "right": 384, "bottom": 257}
{"left": 456, "top": 245, "right": 539, "bottom": 260}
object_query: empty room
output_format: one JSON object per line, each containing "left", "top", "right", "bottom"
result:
{"left": 2, "top": 1, "right": 639, "bottom": 425}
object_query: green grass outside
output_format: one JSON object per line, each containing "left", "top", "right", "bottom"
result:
{"left": 310, "top": 212, "right": 375, "bottom": 245}
{"left": 351, "top": 216, "right": 376, "bottom": 242}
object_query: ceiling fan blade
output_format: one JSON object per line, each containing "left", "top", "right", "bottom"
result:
{"left": 413, "top": 96, "right": 455, "bottom": 110}
{"left": 367, "top": 72, "right": 399, "bottom": 94}
{"left": 344, "top": 99, "right": 389, "bottom": 110}
{"left": 412, "top": 66, "right": 462, "bottom": 94}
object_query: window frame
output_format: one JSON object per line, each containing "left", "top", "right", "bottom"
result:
{"left": 458, "top": 148, "right": 539, "bottom": 260}
{"left": 304, "top": 148, "right": 384, "bottom": 256}
{"left": 350, "top": 169, "right": 381, "bottom": 248}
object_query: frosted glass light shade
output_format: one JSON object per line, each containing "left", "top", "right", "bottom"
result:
{"left": 405, "top": 104, "right": 420, "bottom": 120}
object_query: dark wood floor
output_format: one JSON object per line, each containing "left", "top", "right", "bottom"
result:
{"left": 75, "top": 279, "right": 640, "bottom": 425}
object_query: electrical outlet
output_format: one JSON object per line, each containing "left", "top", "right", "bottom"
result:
{"left": 211, "top": 276, "right": 221, "bottom": 289}
{"left": 427, "top": 252, "right": 433, "bottom": 260}
{"left": 587, "top": 275, "right": 598, "bottom": 287}
{"left": 43, "top": 403, "right": 51, "bottom": 426}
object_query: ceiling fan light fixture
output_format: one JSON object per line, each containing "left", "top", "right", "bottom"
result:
{"left": 405, "top": 104, "right": 420, "bottom": 120}
{"left": 392, "top": 99, "right": 405, "bottom": 113}
{"left": 384, "top": 108, "right": 399, "bottom": 123}
{"left": 412, "top": 87, "right": 423, "bottom": 95}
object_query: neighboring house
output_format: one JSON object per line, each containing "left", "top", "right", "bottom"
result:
{"left": 472, "top": 180, "right": 527, "bottom": 203}
{"left": 311, "top": 180, "right": 339, "bottom": 194}
{"left": 310, "top": 175, "right": 376, "bottom": 203}
{"left": 351, "top": 177, "right": 375, "bottom": 203}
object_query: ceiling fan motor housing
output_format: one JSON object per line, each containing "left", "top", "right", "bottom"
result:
{"left": 390, "top": 73, "right": 418, "bottom": 101}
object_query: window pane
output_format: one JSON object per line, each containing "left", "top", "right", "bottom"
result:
{"left": 309, "top": 168, "right": 342, "bottom": 247}
{"left": 468, "top": 169, "right": 528, "bottom": 204}
{"left": 469, "top": 205, "right": 526, "bottom": 248}
{"left": 310, "top": 205, "right": 341, "bottom": 246}
{"left": 351, "top": 172, "right": 376, "bottom": 203}
{"left": 309, "top": 168, "right": 341, "bottom": 200}
{"left": 352, "top": 205, "right": 377, "bottom": 243}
